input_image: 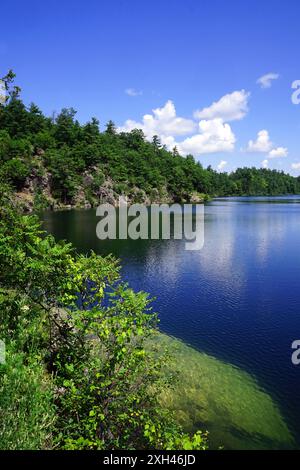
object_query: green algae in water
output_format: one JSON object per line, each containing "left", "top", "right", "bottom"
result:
{"left": 150, "top": 334, "right": 295, "bottom": 450}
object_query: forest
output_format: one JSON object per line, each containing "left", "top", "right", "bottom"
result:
{"left": 1, "top": 70, "right": 299, "bottom": 212}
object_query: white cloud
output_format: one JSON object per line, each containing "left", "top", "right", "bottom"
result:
{"left": 291, "top": 162, "right": 300, "bottom": 170}
{"left": 125, "top": 88, "right": 143, "bottom": 96}
{"left": 194, "top": 90, "right": 250, "bottom": 122}
{"left": 246, "top": 131, "right": 288, "bottom": 159}
{"left": 257, "top": 73, "right": 279, "bottom": 89}
{"left": 0, "top": 79, "right": 6, "bottom": 105}
{"left": 119, "top": 94, "right": 248, "bottom": 156}
{"left": 246, "top": 130, "right": 273, "bottom": 153}
{"left": 119, "top": 100, "right": 196, "bottom": 138}
{"left": 268, "top": 147, "right": 288, "bottom": 158}
{"left": 217, "top": 160, "right": 228, "bottom": 171}
{"left": 177, "top": 119, "right": 236, "bottom": 155}
{"left": 261, "top": 159, "right": 269, "bottom": 169}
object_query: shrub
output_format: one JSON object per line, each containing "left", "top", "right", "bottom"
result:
{"left": 0, "top": 185, "right": 208, "bottom": 450}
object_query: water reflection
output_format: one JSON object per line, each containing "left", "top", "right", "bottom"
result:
{"left": 41, "top": 196, "right": 300, "bottom": 447}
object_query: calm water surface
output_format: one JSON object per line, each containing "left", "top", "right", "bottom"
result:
{"left": 42, "top": 196, "right": 300, "bottom": 448}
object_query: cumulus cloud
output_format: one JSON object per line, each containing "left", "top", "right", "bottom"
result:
{"left": 125, "top": 88, "right": 143, "bottom": 96}
{"left": 257, "top": 73, "right": 279, "bottom": 89}
{"left": 268, "top": 147, "right": 288, "bottom": 158}
{"left": 119, "top": 91, "right": 291, "bottom": 163}
{"left": 246, "top": 130, "right": 273, "bottom": 153}
{"left": 119, "top": 100, "right": 196, "bottom": 138}
{"left": 291, "top": 162, "right": 300, "bottom": 170}
{"left": 194, "top": 90, "right": 250, "bottom": 122}
{"left": 119, "top": 92, "right": 252, "bottom": 156}
{"left": 246, "top": 130, "right": 288, "bottom": 168}
{"left": 217, "top": 160, "right": 228, "bottom": 171}
{"left": 177, "top": 119, "right": 236, "bottom": 155}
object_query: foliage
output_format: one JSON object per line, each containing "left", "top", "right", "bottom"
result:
{"left": 0, "top": 184, "right": 208, "bottom": 450}
{"left": 0, "top": 71, "right": 299, "bottom": 208}
{"left": 0, "top": 347, "right": 55, "bottom": 450}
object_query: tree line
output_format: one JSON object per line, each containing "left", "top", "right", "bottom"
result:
{"left": 1, "top": 71, "right": 299, "bottom": 209}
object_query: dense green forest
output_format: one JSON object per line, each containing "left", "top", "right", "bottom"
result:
{"left": 1, "top": 71, "right": 299, "bottom": 211}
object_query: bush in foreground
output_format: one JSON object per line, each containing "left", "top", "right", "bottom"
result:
{"left": 0, "top": 184, "right": 207, "bottom": 450}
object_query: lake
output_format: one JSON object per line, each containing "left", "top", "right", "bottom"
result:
{"left": 41, "top": 196, "right": 300, "bottom": 449}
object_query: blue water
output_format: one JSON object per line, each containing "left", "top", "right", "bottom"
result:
{"left": 42, "top": 196, "right": 300, "bottom": 446}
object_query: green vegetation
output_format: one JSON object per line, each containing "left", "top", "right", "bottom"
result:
{"left": 0, "top": 184, "right": 207, "bottom": 450}
{"left": 151, "top": 334, "right": 294, "bottom": 450}
{"left": 1, "top": 70, "right": 299, "bottom": 212}
{"left": 0, "top": 71, "right": 296, "bottom": 450}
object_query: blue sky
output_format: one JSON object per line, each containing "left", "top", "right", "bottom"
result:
{"left": 1, "top": 0, "right": 300, "bottom": 173}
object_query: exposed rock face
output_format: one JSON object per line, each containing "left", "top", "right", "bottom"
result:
{"left": 189, "top": 192, "right": 206, "bottom": 203}
{"left": 12, "top": 160, "right": 205, "bottom": 212}
{"left": 73, "top": 189, "right": 91, "bottom": 209}
{"left": 15, "top": 191, "right": 34, "bottom": 212}
{"left": 98, "top": 183, "right": 118, "bottom": 206}
{"left": 15, "top": 164, "right": 54, "bottom": 212}
{"left": 127, "top": 187, "right": 151, "bottom": 205}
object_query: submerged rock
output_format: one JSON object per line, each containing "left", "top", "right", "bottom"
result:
{"left": 149, "top": 333, "right": 295, "bottom": 450}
